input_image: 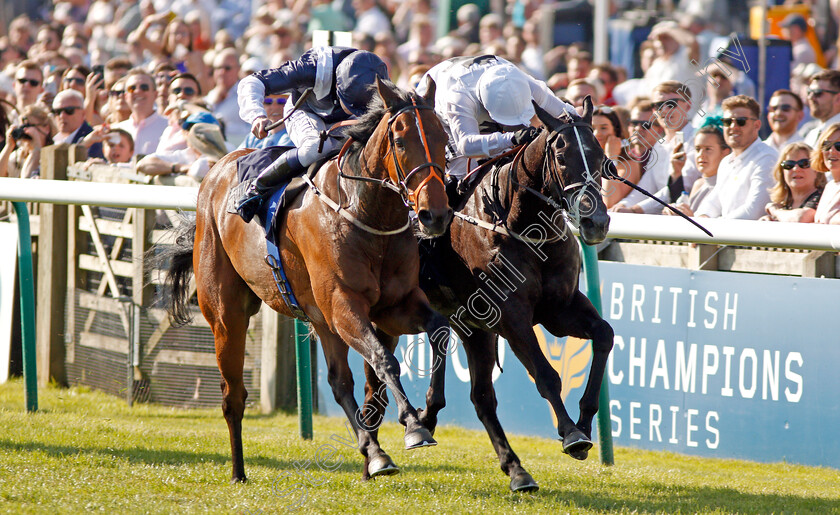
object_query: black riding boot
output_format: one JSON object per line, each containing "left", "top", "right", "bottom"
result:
{"left": 235, "top": 152, "right": 302, "bottom": 223}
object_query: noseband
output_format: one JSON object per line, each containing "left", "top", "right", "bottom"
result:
{"left": 543, "top": 120, "right": 601, "bottom": 222}
{"left": 385, "top": 99, "right": 446, "bottom": 207}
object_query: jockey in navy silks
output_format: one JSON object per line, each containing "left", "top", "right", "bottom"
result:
{"left": 234, "top": 46, "right": 388, "bottom": 222}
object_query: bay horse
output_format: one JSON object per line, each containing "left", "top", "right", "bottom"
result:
{"left": 417, "top": 97, "right": 614, "bottom": 492}
{"left": 161, "top": 78, "right": 453, "bottom": 483}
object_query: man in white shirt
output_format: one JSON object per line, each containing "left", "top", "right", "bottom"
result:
{"left": 114, "top": 70, "right": 168, "bottom": 156}
{"left": 763, "top": 89, "right": 804, "bottom": 152}
{"left": 803, "top": 70, "right": 840, "bottom": 148}
{"left": 696, "top": 95, "right": 778, "bottom": 219}
{"left": 610, "top": 101, "right": 669, "bottom": 212}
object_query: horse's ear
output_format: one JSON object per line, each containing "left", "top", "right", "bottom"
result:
{"left": 420, "top": 75, "right": 436, "bottom": 106}
{"left": 376, "top": 76, "right": 401, "bottom": 110}
{"left": 533, "top": 101, "right": 561, "bottom": 131}
{"left": 582, "top": 95, "right": 594, "bottom": 124}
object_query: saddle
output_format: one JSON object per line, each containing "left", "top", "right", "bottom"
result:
{"left": 225, "top": 146, "right": 340, "bottom": 321}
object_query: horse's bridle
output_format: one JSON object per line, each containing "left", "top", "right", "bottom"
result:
{"left": 339, "top": 98, "right": 445, "bottom": 209}
{"left": 543, "top": 120, "right": 601, "bottom": 221}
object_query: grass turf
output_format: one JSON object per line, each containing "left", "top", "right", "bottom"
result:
{"left": 1, "top": 379, "right": 839, "bottom": 514}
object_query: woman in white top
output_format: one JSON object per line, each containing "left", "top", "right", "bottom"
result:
{"left": 664, "top": 122, "right": 730, "bottom": 217}
{"left": 812, "top": 123, "right": 840, "bottom": 224}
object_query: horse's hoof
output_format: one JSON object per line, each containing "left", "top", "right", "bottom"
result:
{"left": 230, "top": 475, "right": 248, "bottom": 484}
{"left": 368, "top": 454, "right": 400, "bottom": 477}
{"left": 404, "top": 427, "right": 437, "bottom": 450}
{"left": 509, "top": 471, "right": 539, "bottom": 492}
{"left": 560, "top": 430, "right": 592, "bottom": 460}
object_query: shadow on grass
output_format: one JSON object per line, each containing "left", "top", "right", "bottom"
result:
{"left": 0, "top": 439, "right": 295, "bottom": 471}
{"left": 471, "top": 480, "right": 840, "bottom": 513}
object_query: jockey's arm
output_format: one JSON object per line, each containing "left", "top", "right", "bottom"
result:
{"left": 238, "top": 52, "right": 320, "bottom": 126}
{"left": 447, "top": 90, "right": 515, "bottom": 159}
{"left": 528, "top": 77, "right": 577, "bottom": 118}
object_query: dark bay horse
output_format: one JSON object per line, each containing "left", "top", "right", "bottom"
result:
{"left": 161, "top": 78, "right": 453, "bottom": 483}
{"left": 418, "top": 97, "right": 614, "bottom": 492}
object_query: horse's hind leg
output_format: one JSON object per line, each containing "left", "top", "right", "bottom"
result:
{"left": 195, "top": 218, "right": 260, "bottom": 483}
{"left": 461, "top": 330, "right": 538, "bottom": 492}
{"left": 543, "top": 290, "right": 614, "bottom": 448}
{"left": 318, "top": 330, "right": 397, "bottom": 480}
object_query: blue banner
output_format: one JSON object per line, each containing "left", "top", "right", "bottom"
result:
{"left": 315, "top": 262, "right": 840, "bottom": 468}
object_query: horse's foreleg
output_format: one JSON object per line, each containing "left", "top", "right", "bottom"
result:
{"left": 543, "top": 291, "right": 614, "bottom": 441}
{"left": 318, "top": 329, "right": 397, "bottom": 481}
{"left": 359, "top": 350, "right": 400, "bottom": 479}
{"left": 462, "top": 330, "right": 538, "bottom": 492}
{"left": 333, "top": 296, "right": 435, "bottom": 450}
{"left": 504, "top": 317, "right": 591, "bottom": 459}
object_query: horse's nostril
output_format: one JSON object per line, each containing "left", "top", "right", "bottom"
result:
{"left": 417, "top": 209, "right": 433, "bottom": 226}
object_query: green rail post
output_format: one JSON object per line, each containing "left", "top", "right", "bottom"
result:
{"left": 579, "top": 239, "right": 614, "bottom": 465}
{"left": 294, "top": 319, "right": 313, "bottom": 439}
{"left": 13, "top": 202, "right": 38, "bottom": 413}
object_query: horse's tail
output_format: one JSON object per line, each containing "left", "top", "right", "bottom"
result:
{"left": 148, "top": 212, "right": 196, "bottom": 326}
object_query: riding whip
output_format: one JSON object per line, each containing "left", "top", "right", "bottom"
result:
{"left": 603, "top": 163, "right": 714, "bottom": 237}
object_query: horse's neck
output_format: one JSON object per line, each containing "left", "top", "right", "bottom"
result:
{"left": 351, "top": 141, "right": 407, "bottom": 227}
{"left": 498, "top": 137, "right": 559, "bottom": 233}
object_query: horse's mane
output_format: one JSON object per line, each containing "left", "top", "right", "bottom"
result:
{"left": 342, "top": 80, "right": 422, "bottom": 175}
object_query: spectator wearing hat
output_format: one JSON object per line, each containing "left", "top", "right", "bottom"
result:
{"left": 136, "top": 115, "right": 227, "bottom": 186}
{"left": 114, "top": 70, "right": 169, "bottom": 156}
{"left": 803, "top": 70, "right": 840, "bottom": 148}
{"left": 763, "top": 89, "right": 805, "bottom": 152}
{"left": 780, "top": 14, "right": 816, "bottom": 71}
{"left": 52, "top": 90, "right": 105, "bottom": 159}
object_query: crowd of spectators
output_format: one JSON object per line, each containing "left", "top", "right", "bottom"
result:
{"left": 0, "top": 0, "right": 838, "bottom": 224}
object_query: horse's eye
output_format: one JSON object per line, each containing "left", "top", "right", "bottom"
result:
{"left": 394, "top": 138, "right": 406, "bottom": 151}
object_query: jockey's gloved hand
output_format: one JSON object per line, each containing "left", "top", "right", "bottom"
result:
{"left": 511, "top": 126, "right": 540, "bottom": 146}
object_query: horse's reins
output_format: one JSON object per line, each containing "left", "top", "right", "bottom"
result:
{"left": 306, "top": 98, "right": 444, "bottom": 236}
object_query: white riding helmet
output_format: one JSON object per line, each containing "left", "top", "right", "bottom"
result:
{"left": 476, "top": 64, "right": 535, "bottom": 127}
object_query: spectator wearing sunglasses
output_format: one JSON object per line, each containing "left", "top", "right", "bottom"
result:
{"left": 51, "top": 90, "right": 104, "bottom": 159}
{"left": 105, "top": 77, "right": 131, "bottom": 125}
{"left": 13, "top": 61, "right": 44, "bottom": 117}
{"left": 113, "top": 69, "right": 168, "bottom": 156}
{"left": 238, "top": 93, "right": 292, "bottom": 150}
{"left": 812, "top": 123, "right": 840, "bottom": 224}
{"left": 761, "top": 142, "right": 823, "bottom": 223}
{"left": 803, "top": 70, "right": 840, "bottom": 148}
{"left": 763, "top": 89, "right": 804, "bottom": 152}
{"left": 695, "top": 95, "right": 778, "bottom": 219}
{"left": 610, "top": 100, "right": 669, "bottom": 213}
{"left": 155, "top": 74, "right": 203, "bottom": 153}
{"left": 627, "top": 81, "right": 700, "bottom": 214}
{"left": 60, "top": 65, "right": 89, "bottom": 95}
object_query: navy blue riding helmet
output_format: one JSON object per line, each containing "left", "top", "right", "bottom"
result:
{"left": 335, "top": 51, "right": 388, "bottom": 117}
